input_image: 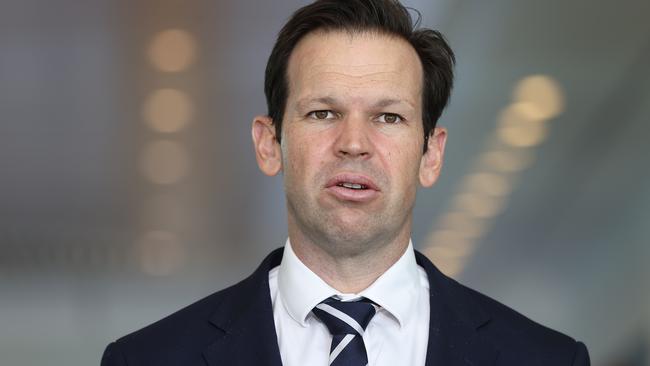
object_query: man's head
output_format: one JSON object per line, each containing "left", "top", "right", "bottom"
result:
{"left": 252, "top": 0, "right": 454, "bottom": 259}
{"left": 264, "top": 0, "right": 455, "bottom": 153}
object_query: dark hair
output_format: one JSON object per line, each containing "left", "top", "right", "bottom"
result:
{"left": 264, "top": 0, "right": 455, "bottom": 152}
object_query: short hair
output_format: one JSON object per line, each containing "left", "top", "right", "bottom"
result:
{"left": 264, "top": 0, "right": 456, "bottom": 152}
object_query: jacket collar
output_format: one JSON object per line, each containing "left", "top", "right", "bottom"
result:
{"left": 203, "top": 248, "right": 284, "bottom": 366}
{"left": 203, "top": 248, "right": 498, "bottom": 366}
{"left": 415, "top": 251, "right": 499, "bottom": 365}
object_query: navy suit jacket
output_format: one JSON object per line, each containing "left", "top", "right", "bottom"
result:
{"left": 101, "top": 248, "right": 590, "bottom": 365}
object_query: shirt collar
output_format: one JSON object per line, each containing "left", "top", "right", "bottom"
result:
{"left": 277, "top": 238, "right": 421, "bottom": 328}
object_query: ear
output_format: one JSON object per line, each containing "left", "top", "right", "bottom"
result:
{"left": 419, "top": 127, "right": 447, "bottom": 187}
{"left": 251, "top": 115, "right": 282, "bottom": 176}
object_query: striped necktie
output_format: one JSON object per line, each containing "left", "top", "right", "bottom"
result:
{"left": 312, "top": 297, "right": 377, "bottom": 366}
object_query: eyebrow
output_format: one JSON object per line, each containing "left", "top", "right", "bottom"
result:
{"left": 373, "top": 98, "right": 412, "bottom": 109}
{"left": 295, "top": 96, "right": 415, "bottom": 111}
{"left": 295, "top": 96, "right": 339, "bottom": 111}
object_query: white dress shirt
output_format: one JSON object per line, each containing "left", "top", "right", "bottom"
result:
{"left": 268, "top": 239, "right": 430, "bottom": 366}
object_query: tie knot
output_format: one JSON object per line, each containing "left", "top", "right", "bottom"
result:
{"left": 312, "top": 297, "right": 377, "bottom": 336}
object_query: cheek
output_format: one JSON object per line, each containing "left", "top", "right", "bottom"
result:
{"left": 284, "top": 131, "right": 324, "bottom": 182}
{"left": 285, "top": 144, "right": 303, "bottom": 180}
{"left": 377, "top": 134, "right": 422, "bottom": 178}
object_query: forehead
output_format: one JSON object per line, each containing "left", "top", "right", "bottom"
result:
{"left": 286, "top": 30, "right": 423, "bottom": 107}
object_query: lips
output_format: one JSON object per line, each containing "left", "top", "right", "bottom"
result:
{"left": 325, "top": 173, "right": 380, "bottom": 191}
{"left": 324, "top": 173, "right": 381, "bottom": 202}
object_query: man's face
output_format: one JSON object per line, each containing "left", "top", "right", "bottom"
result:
{"left": 254, "top": 31, "right": 446, "bottom": 255}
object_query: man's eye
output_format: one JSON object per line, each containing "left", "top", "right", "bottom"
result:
{"left": 308, "top": 110, "right": 335, "bottom": 120}
{"left": 377, "top": 113, "right": 403, "bottom": 124}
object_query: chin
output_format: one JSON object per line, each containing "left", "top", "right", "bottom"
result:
{"left": 317, "top": 216, "right": 384, "bottom": 249}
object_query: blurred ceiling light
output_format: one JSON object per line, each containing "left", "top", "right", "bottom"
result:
{"left": 142, "top": 89, "right": 193, "bottom": 133}
{"left": 422, "top": 248, "right": 467, "bottom": 277}
{"left": 421, "top": 77, "right": 562, "bottom": 279}
{"left": 497, "top": 104, "right": 549, "bottom": 147}
{"left": 140, "top": 140, "right": 190, "bottom": 184}
{"left": 513, "top": 75, "right": 564, "bottom": 120}
{"left": 136, "top": 230, "right": 186, "bottom": 276}
{"left": 148, "top": 29, "right": 197, "bottom": 72}
{"left": 481, "top": 150, "right": 534, "bottom": 172}
{"left": 439, "top": 211, "right": 473, "bottom": 230}
{"left": 427, "top": 230, "right": 476, "bottom": 256}
{"left": 463, "top": 172, "right": 512, "bottom": 197}
{"left": 454, "top": 192, "right": 505, "bottom": 218}
{"left": 425, "top": 243, "right": 472, "bottom": 260}
{"left": 510, "top": 101, "right": 549, "bottom": 122}
{"left": 438, "top": 212, "right": 486, "bottom": 238}
{"left": 143, "top": 193, "right": 188, "bottom": 229}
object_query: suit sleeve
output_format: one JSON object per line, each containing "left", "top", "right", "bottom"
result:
{"left": 571, "top": 341, "right": 590, "bottom": 366}
{"left": 101, "top": 342, "right": 128, "bottom": 366}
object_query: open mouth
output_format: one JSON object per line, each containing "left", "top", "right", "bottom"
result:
{"left": 337, "top": 182, "right": 369, "bottom": 190}
{"left": 326, "top": 173, "right": 379, "bottom": 191}
{"left": 325, "top": 173, "right": 380, "bottom": 202}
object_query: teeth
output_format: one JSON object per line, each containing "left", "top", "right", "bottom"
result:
{"left": 341, "top": 182, "right": 364, "bottom": 190}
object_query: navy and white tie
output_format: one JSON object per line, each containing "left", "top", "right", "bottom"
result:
{"left": 312, "top": 297, "right": 377, "bottom": 366}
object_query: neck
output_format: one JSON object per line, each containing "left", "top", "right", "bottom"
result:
{"left": 288, "top": 228, "right": 411, "bottom": 294}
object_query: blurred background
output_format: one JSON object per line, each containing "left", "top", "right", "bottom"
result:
{"left": 1, "top": 0, "right": 649, "bottom": 364}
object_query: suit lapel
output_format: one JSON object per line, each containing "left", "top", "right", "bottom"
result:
{"left": 415, "top": 251, "right": 499, "bottom": 366}
{"left": 201, "top": 248, "right": 498, "bottom": 366}
{"left": 203, "top": 249, "right": 284, "bottom": 366}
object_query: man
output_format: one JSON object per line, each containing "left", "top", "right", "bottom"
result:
{"left": 102, "top": 0, "right": 590, "bottom": 365}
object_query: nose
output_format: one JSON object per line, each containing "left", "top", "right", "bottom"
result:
{"left": 333, "top": 114, "right": 373, "bottom": 159}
